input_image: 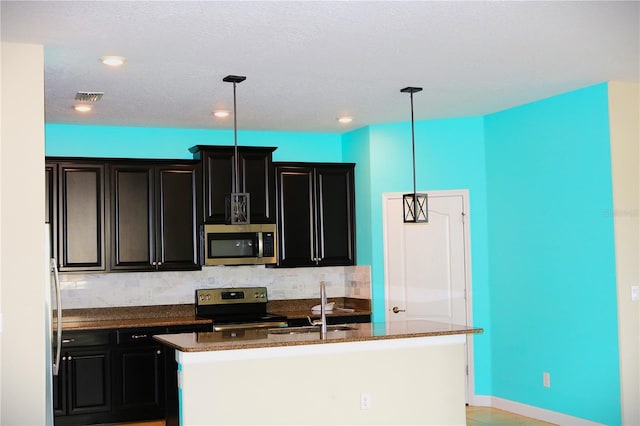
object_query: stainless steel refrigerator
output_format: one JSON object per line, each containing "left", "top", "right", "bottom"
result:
{"left": 45, "top": 224, "right": 61, "bottom": 425}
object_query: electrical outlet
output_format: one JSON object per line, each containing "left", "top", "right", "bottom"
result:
{"left": 543, "top": 372, "right": 551, "bottom": 388}
{"left": 360, "top": 392, "right": 372, "bottom": 410}
{"left": 632, "top": 285, "right": 639, "bottom": 302}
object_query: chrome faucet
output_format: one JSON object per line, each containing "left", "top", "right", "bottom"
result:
{"left": 309, "top": 281, "right": 328, "bottom": 338}
{"left": 319, "top": 281, "right": 328, "bottom": 336}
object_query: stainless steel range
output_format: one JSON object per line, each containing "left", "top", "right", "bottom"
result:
{"left": 195, "top": 287, "right": 288, "bottom": 331}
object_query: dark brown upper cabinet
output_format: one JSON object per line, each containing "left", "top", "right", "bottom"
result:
{"left": 109, "top": 162, "right": 200, "bottom": 271}
{"left": 189, "top": 146, "right": 276, "bottom": 224}
{"left": 274, "top": 163, "right": 356, "bottom": 267}
{"left": 48, "top": 161, "right": 107, "bottom": 272}
{"left": 46, "top": 162, "right": 57, "bottom": 261}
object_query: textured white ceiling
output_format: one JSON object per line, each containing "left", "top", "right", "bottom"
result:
{"left": 2, "top": 1, "right": 638, "bottom": 133}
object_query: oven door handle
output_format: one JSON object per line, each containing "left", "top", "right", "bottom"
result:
{"left": 213, "top": 321, "right": 288, "bottom": 331}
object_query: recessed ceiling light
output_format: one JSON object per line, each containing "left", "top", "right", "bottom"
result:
{"left": 213, "top": 110, "right": 230, "bottom": 118}
{"left": 337, "top": 116, "right": 353, "bottom": 124}
{"left": 100, "top": 56, "right": 127, "bottom": 67}
{"left": 73, "top": 104, "right": 93, "bottom": 112}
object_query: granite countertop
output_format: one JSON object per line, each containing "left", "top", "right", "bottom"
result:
{"left": 153, "top": 320, "right": 483, "bottom": 352}
{"left": 59, "top": 298, "right": 372, "bottom": 331}
{"left": 267, "top": 297, "right": 371, "bottom": 320}
{"left": 59, "top": 304, "right": 211, "bottom": 331}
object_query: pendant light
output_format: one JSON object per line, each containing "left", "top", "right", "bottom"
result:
{"left": 223, "top": 75, "right": 250, "bottom": 224}
{"left": 401, "top": 86, "right": 428, "bottom": 223}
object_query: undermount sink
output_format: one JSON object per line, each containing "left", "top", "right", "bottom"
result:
{"left": 268, "top": 324, "right": 357, "bottom": 335}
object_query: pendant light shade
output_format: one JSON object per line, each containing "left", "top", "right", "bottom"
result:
{"left": 401, "top": 86, "right": 428, "bottom": 223}
{"left": 403, "top": 193, "right": 428, "bottom": 222}
{"left": 223, "top": 75, "right": 250, "bottom": 224}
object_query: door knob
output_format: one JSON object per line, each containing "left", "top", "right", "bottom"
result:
{"left": 392, "top": 306, "right": 406, "bottom": 314}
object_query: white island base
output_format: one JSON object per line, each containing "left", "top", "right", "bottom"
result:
{"left": 175, "top": 334, "right": 467, "bottom": 425}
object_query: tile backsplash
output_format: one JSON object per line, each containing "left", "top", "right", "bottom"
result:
{"left": 58, "top": 265, "right": 371, "bottom": 309}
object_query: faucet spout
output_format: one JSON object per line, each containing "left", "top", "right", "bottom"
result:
{"left": 320, "top": 281, "right": 327, "bottom": 336}
{"left": 308, "top": 281, "right": 328, "bottom": 338}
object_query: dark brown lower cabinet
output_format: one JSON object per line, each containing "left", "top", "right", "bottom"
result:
{"left": 54, "top": 332, "right": 113, "bottom": 426}
{"left": 287, "top": 314, "right": 371, "bottom": 327}
{"left": 113, "top": 328, "right": 167, "bottom": 422}
{"left": 163, "top": 323, "right": 213, "bottom": 426}
{"left": 54, "top": 324, "right": 209, "bottom": 425}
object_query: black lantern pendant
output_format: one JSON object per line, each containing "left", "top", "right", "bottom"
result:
{"left": 223, "top": 75, "right": 250, "bottom": 224}
{"left": 401, "top": 86, "right": 428, "bottom": 223}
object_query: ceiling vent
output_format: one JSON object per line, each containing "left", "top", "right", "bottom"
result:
{"left": 75, "top": 91, "right": 104, "bottom": 102}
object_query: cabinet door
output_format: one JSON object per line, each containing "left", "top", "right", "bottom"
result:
{"left": 275, "top": 166, "right": 316, "bottom": 267}
{"left": 156, "top": 166, "right": 199, "bottom": 269}
{"left": 58, "top": 164, "right": 106, "bottom": 271}
{"left": 46, "top": 162, "right": 57, "bottom": 259}
{"left": 66, "top": 349, "right": 111, "bottom": 416}
{"left": 114, "top": 345, "right": 165, "bottom": 420}
{"left": 111, "top": 165, "right": 154, "bottom": 270}
{"left": 240, "top": 149, "right": 275, "bottom": 223}
{"left": 315, "top": 165, "right": 356, "bottom": 266}
{"left": 53, "top": 357, "right": 67, "bottom": 416}
{"left": 197, "top": 147, "right": 276, "bottom": 224}
{"left": 201, "top": 150, "right": 234, "bottom": 223}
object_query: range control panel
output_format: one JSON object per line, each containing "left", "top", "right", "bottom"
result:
{"left": 196, "top": 287, "right": 268, "bottom": 306}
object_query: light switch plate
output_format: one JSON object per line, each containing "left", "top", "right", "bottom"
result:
{"left": 632, "top": 285, "right": 639, "bottom": 302}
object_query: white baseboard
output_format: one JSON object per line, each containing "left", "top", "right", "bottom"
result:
{"left": 469, "top": 395, "right": 605, "bottom": 426}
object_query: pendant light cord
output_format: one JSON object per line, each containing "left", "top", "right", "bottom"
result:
{"left": 410, "top": 91, "right": 417, "bottom": 198}
{"left": 232, "top": 81, "right": 239, "bottom": 194}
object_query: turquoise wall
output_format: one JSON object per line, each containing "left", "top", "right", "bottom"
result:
{"left": 360, "top": 116, "right": 492, "bottom": 394}
{"left": 484, "top": 83, "right": 620, "bottom": 424}
{"left": 45, "top": 124, "right": 342, "bottom": 162}
{"left": 342, "top": 126, "right": 372, "bottom": 266}
{"left": 45, "top": 83, "right": 622, "bottom": 424}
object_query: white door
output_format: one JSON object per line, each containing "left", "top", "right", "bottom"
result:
{"left": 383, "top": 191, "right": 472, "bottom": 398}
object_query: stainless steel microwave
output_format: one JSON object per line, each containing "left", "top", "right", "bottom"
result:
{"left": 202, "top": 223, "right": 277, "bottom": 266}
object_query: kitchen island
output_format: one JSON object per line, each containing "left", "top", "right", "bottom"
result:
{"left": 154, "top": 320, "right": 482, "bottom": 425}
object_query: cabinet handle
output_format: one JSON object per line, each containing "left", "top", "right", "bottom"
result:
{"left": 131, "top": 334, "right": 148, "bottom": 339}
{"left": 62, "top": 338, "right": 75, "bottom": 344}
{"left": 67, "top": 356, "right": 72, "bottom": 361}
{"left": 156, "top": 350, "right": 162, "bottom": 355}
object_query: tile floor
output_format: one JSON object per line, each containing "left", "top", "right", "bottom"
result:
{"left": 467, "top": 406, "right": 558, "bottom": 425}
{"left": 115, "top": 407, "right": 557, "bottom": 426}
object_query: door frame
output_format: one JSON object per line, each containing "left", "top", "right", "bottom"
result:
{"left": 382, "top": 189, "right": 476, "bottom": 402}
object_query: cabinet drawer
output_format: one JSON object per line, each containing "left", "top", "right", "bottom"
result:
{"left": 59, "top": 331, "right": 112, "bottom": 348}
{"left": 117, "top": 327, "right": 167, "bottom": 345}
